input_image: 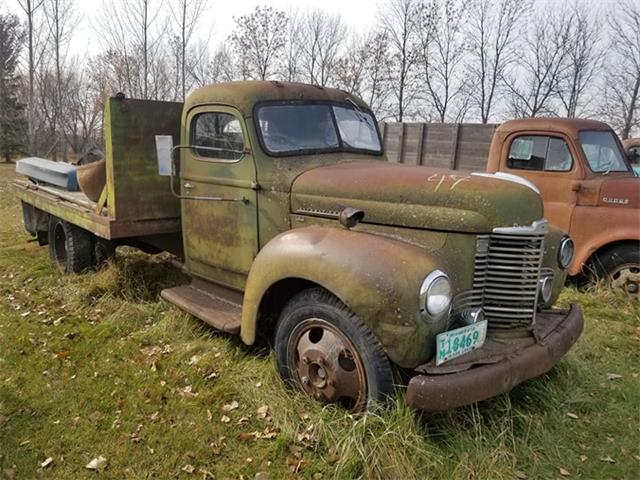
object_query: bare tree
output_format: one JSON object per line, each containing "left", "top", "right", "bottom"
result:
{"left": 282, "top": 9, "right": 302, "bottom": 82}
{"left": 333, "top": 32, "right": 393, "bottom": 119}
{"left": 169, "top": 0, "right": 208, "bottom": 100}
{"left": 466, "top": 0, "right": 528, "bottom": 123}
{"left": 378, "top": 0, "right": 421, "bottom": 121}
{"left": 41, "top": 0, "right": 77, "bottom": 160}
{"left": 505, "top": 7, "right": 572, "bottom": 118}
{"left": 16, "top": 0, "right": 45, "bottom": 154}
{"left": 556, "top": 3, "right": 603, "bottom": 117}
{"left": 599, "top": 1, "right": 640, "bottom": 139}
{"left": 299, "top": 9, "right": 347, "bottom": 86}
{"left": 229, "top": 6, "right": 287, "bottom": 81}
{"left": 418, "top": 0, "right": 469, "bottom": 122}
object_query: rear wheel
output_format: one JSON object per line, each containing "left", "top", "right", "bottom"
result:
{"left": 48, "top": 217, "right": 94, "bottom": 273}
{"left": 592, "top": 244, "right": 640, "bottom": 298}
{"left": 274, "top": 288, "right": 395, "bottom": 411}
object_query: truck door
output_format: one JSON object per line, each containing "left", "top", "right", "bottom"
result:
{"left": 180, "top": 106, "right": 258, "bottom": 289}
{"left": 502, "top": 134, "right": 582, "bottom": 232}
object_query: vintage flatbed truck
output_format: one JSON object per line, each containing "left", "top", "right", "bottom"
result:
{"left": 13, "top": 81, "right": 583, "bottom": 411}
{"left": 382, "top": 119, "right": 640, "bottom": 297}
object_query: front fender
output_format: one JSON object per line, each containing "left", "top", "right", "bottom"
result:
{"left": 570, "top": 206, "right": 640, "bottom": 275}
{"left": 240, "top": 226, "right": 446, "bottom": 368}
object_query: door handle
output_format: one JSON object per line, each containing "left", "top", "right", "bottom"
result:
{"left": 570, "top": 182, "right": 581, "bottom": 192}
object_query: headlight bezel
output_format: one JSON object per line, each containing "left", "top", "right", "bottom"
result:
{"left": 419, "top": 270, "right": 452, "bottom": 320}
{"left": 558, "top": 236, "right": 574, "bottom": 269}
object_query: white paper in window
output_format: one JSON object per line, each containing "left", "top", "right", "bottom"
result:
{"left": 155, "top": 135, "right": 173, "bottom": 176}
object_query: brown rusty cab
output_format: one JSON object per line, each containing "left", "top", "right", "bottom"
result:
{"left": 14, "top": 81, "right": 583, "bottom": 411}
{"left": 486, "top": 119, "right": 640, "bottom": 297}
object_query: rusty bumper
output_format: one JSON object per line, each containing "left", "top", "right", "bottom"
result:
{"left": 405, "top": 304, "right": 584, "bottom": 411}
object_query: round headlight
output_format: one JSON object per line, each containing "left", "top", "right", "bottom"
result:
{"left": 538, "top": 275, "right": 553, "bottom": 306}
{"left": 558, "top": 236, "right": 574, "bottom": 269}
{"left": 419, "top": 270, "right": 452, "bottom": 319}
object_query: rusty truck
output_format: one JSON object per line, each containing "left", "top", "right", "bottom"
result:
{"left": 13, "top": 81, "right": 583, "bottom": 411}
{"left": 382, "top": 119, "right": 640, "bottom": 297}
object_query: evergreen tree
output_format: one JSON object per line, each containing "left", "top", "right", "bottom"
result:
{"left": 0, "top": 14, "right": 25, "bottom": 162}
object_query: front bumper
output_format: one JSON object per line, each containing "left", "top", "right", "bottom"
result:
{"left": 405, "top": 304, "right": 584, "bottom": 411}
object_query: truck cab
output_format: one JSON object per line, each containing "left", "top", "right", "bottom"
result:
{"left": 486, "top": 118, "right": 640, "bottom": 296}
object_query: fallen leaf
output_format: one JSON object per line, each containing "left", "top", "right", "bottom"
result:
{"left": 85, "top": 455, "right": 107, "bottom": 470}
{"left": 514, "top": 471, "right": 528, "bottom": 480}
{"left": 257, "top": 405, "right": 270, "bottom": 419}
{"left": 178, "top": 385, "right": 198, "bottom": 398}
{"left": 181, "top": 464, "right": 195, "bottom": 474}
{"left": 220, "top": 415, "right": 231, "bottom": 423}
{"left": 207, "top": 409, "right": 213, "bottom": 422}
{"left": 40, "top": 457, "right": 53, "bottom": 468}
{"left": 187, "top": 355, "right": 201, "bottom": 365}
{"left": 606, "top": 373, "right": 622, "bottom": 380}
{"left": 580, "top": 455, "right": 588, "bottom": 462}
{"left": 237, "top": 416, "right": 250, "bottom": 425}
{"left": 222, "top": 400, "right": 239, "bottom": 412}
{"left": 559, "top": 467, "right": 570, "bottom": 476}
{"left": 599, "top": 456, "right": 615, "bottom": 464}
{"left": 255, "top": 473, "right": 269, "bottom": 480}
{"left": 566, "top": 412, "right": 579, "bottom": 419}
{"left": 204, "top": 371, "right": 218, "bottom": 381}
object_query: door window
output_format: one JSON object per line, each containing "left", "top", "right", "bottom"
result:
{"left": 507, "top": 135, "right": 573, "bottom": 172}
{"left": 192, "top": 112, "right": 244, "bottom": 161}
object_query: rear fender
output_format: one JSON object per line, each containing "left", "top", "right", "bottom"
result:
{"left": 240, "top": 226, "right": 446, "bottom": 368}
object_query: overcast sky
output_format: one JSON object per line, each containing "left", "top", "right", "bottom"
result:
{"left": 2, "top": 0, "right": 379, "bottom": 58}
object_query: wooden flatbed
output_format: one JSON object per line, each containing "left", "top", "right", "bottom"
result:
{"left": 13, "top": 179, "right": 181, "bottom": 240}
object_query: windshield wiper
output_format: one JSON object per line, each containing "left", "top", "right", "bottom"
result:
{"left": 345, "top": 97, "right": 362, "bottom": 112}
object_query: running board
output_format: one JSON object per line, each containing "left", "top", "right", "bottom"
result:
{"left": 160, "top": 278, "right": 242, "bottom": 334}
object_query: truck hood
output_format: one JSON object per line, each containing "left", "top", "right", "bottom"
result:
{"left": 596, "top": 176, "right": 639, "bottom": 208}
{"left": 291, "top": 161, "right": 543, "bottom": 233}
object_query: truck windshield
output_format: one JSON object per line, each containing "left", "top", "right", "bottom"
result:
{"left": 256, "top": 103, "right": 382, "bottom": 156}
{"left": 579, "top": 131, "right": 630, "bottom": 173}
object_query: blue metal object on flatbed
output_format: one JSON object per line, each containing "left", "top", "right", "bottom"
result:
{"left": 16, "top": 157, "right": 79, "bottom": 191}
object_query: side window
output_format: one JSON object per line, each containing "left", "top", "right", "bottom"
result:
{"left": 507, "top": 136, "right": 547, "bottom": 170}
{"left": 192, "top": 112, "right": 244, "bottom": 161}
{"left": 545, "top": 137, "right": 573, "bottom": 171}
{"left": 507, "top": 135, "right": 573, "bottom": 172}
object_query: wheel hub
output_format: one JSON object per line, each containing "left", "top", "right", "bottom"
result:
{"left": 610, "top": 264, "right": 640, "bottom": 298}
{"left": 290, "top": 319, "right": 367, "bottom": 410}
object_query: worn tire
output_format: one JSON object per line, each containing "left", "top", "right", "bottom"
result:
{"left": 592, "top": 244, "right": 640, "bottom": 297}
{"left": 274, "top": 288, "right": 395, "bottom": 411}
{"left": 94, "top": 237, "right": 116, "bottom": 266}
{"left": 48, "top": 217, "right": 94, "bottom": 274}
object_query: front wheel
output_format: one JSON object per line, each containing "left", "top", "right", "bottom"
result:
{"left": 592, "top": 244, "right": 640, "bottom": 298}
{"left": 274, "top": 288, "right": 395, "bottom": 411}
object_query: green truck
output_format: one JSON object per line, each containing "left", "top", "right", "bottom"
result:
{"left": 13, "top": 81, "right": 583, "bottom": 411}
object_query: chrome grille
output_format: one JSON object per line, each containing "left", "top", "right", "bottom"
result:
{"left": 454, "top": 222, "right": 547, "bottom": 329}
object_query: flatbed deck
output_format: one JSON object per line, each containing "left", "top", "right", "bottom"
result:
{"left": 13, "top": 179, "right": 181, "bottom": 240}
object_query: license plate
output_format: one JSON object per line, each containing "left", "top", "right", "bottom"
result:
{"left": 436, "top": 320, "right": 488, "bottom": 366}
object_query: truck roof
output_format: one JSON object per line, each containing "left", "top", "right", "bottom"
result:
{"left": 496, "top": 117, "right": 612, "bottom": 137}
{"left": 184, "top": 80, "right": 369, "bottom": 117}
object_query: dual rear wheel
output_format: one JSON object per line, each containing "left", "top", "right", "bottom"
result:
{"left": 47, "top": 216, "right": 114, "bottom": 273}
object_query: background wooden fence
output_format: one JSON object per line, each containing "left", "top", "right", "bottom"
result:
{"left": 380, "top": 123, "right": 498, "bottom": 171}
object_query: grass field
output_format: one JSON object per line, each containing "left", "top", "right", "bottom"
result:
{"left": 0, "top": 162, "right": 638, "bottom": 479}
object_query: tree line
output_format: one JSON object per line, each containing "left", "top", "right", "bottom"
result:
{"left": 0, "top": 0, "right": 639, "bottom": 163}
